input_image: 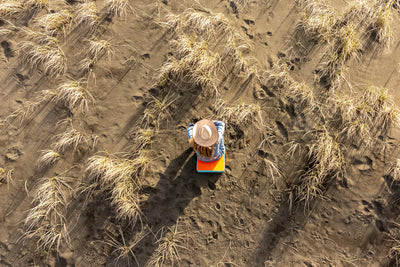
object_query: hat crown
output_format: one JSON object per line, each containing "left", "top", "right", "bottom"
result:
{"left": 192, "top": 119, "right": 218, "bottom": 147}
{"left": 201, "top": 125, "right": 212, "bottom": 140}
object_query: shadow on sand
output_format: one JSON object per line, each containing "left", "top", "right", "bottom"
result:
{"left": 107, "top": 147, "right": 223, "bottom": 266}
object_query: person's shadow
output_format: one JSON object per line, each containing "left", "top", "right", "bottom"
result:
{"left": 133, "top": 147, "right": 223, "bottom": 266}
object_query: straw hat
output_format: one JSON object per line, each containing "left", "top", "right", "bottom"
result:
{"left": 193, "top": 119, "right": 218, "bottom": 147}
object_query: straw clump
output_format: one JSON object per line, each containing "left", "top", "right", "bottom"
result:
{"left": 25, "top": 0, "right": 49, "bottom": 9}
{"left": 0, "top": 168, "right": 14, "bottom": 186}
{"left": 84, "top": 153, "right": 148, "bottom": 222}
{"left": 87, "top": 38, "right": 114, "bottom": 61}
{"left": 296, "top": 0, "right": 335, "bottom": 41}
{"left": 0, "top": 20, "right": 19, "bottom": 36}
{"left": 105, "top": 0, "right": 132, "bottom": 17}
{"left": 319, "top": 24, "right": 360, "bottom": 91}
{"left": 223, "top": 33, "right": 252, "bottom": 73}
{"left": 289, "top": 81, "right": 316, "bottom": 110}
{"left": 56, "top": 79, "right": 94, "bottom": 114}
{"left": 37, "top": 10, "right": 72, "bottom": 35}
{"left": 262, "top": 158, "right": 282, "bottom": 184}
{"left": 269, "top": 64, "right": 316, "bottom": 111}
{"left": 159, "top": 34, "right": 221, "bottom": 92}
{"left": 19, "top": 39, "right": 67, "bottom": 77}
{"left": 387, "top": 228, "right": 400, "bottom": 266}
{"left": 262, "top": 64, "right": 294, "bottom": 89}
{"left": 367, "top": 1, "right": 394, "bottom": 49}
{"left": 0, "top": 1, "right": 27, "bottom": 18}
{"left": 0, "top": 90, "right": 57, "bottom": 128}
{"left": 79, "top": 57, "right": 96, "bottom": 74}
{"left": 294, "top": 129, "right": 345, "bottom": 207}
{"left": 340, "top": 0, "right": 372, "bottom": 21}
{"left": 52, "top": 127, "right": 90, "bottom": 153}
{"left": 387, "top": 159, "right": 400, "bottom": 184}
{"left": 337, "top": 0, "right": 395, "bottom": 50}
{"left": 110, "top": 170, "right": 141, "bottom": 221}
{"left": 106, "top": 227, "right": 148, "bottom": 266}
{"left": 75, "top": 1, "right": 99, "bottom": 30}
{"left": 24, "top": 176, "right": 73, "bottom": 251}
{"left": 146, "top": 224, "right": 187, "bottom": 267}
{"left": 160, "top": 9, "right": 253, "bottom": 92}
{"left": 142, "top": 93, "right": 178, "bottom": 128}
{"left": 214, "top": 98, "right": 262, "bottom": 128}
{"left": 0, "top": 100, "right": 43, "bottom": 128}
{"left": 164, "top": 9, "right": 231, "bottom": 39}
{"left": 38, "top": 150, "right": 61, "bottom": 168}
{"left": 129, "top": 127, "right": 154, "bottom": 152}
{"left": 332, "top": 86, "right": 400, "bottom": 145}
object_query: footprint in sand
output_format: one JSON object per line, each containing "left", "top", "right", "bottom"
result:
{"left": 244, "top": 19, "right": 255, "bottom": 26}
{"left": 372, "top": 200, "right": 385, "bottom": 215}
{"left": 375, "top": 219, "right": 386, "bottom": 232}
{"left": 208, "top": 180, "right": 216, "bottom": 190}
{"left": 275, "top": 121, "right": 288, "bottom": 140}
{"left": 1, "top": 41, "right": 14, "bottom": 59}
{"left": 5, "top": 147, "right": 22, "bottom": 161}
{"left": 260, "top": 84, "right": 275, "bottom": 97}
{"left": 354, "top": 156, "right": 373, "bottom": 171}
{"left": 230, "top": 1, "right": 238, "bottom": 15}
{"left": 254, "top": 85, "right": 267, "bottom": 100}
{"left": 13, "top": 73, "right": 28, "bottom": 84}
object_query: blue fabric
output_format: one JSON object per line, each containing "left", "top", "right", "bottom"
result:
{"left": 187, "top": 121, "right": 225, "bottom": 162}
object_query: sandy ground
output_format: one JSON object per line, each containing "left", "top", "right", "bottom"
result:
{"left": 1, "top": 0, "right": 400, "bottom": 266}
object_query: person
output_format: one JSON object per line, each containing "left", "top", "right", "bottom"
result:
{"left": 187, "top": 119, "right": 225, "bottom": 162}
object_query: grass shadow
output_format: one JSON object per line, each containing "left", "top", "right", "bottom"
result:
{"left": 129, "top": 147, "right": 222, "bottom": 266}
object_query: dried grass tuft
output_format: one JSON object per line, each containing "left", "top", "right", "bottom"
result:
{"left": 0, "top": 90, "right": 57, "bottom": 128}
{"left": 75, "top": 1, "right": 99, "bottom": 30}
{"left": 159, "top": 35, "right": 221, "bottom": 92}
{"left": 296, "top": 0, "right": 335, "bottom": 41}
{"left": 289, "top": 81, "right": 316, "bottom": 110}
{"left": 294, "top": 129, "right": 345, "bottom": 207}
{"left": 24, "top": 175, "right": 73, "bottom": 251}
{"left": 160, "top": 9, "right": 252, "bottom": 91}
{"left": 0, "top": 1, "right": 27, "bottom": 18}
{"left": 146, "top": 224, "right": 187, "bottom": 267}
{"left": 369, "top": 3, "right": 394, "bottom": 49}
{"left": 83, "top": 153, "right": 147, "bottom": 222}
{"left": 214, "top": 98, "right": 263, "bottom": 128}
{"left": 129, "top": 127, "right": 154, "bottom": 152}
{"left": 164, "top": 9, "right": 232, "bottom": 39}
{"left": 142, "top": 93, "right": 178, "bottom": 128}
{"left": 332, "top": 86, "right": 400, "bottom": 145}
{"left": 25, "top": 0, "right": 48, "bottom": 9}
{"left": 387, "top": 159, "right": 400, "bottom": 184}
{"left": 87, "top": 38, "right": 114, "bottom": 61}
{"left": 106, "top": 227, "right": 149, "bottom": 266}
{"left": 319, "top": 24, "right": 360, "bottom": 91}
{"left": 0, "top": 168, "right": 14, "bottom": 187}
{"left": 37, "top": 10, "right": 72, "bottom": 35}
{"left": 52, "top": 127, "right": 90, "bottom": 153}
{"left": 38, "top": 150, "right": 61, "bottom": 168}
{"left": 79, "top": 57, "right": 96, "bottom": 74}
{"left": 262, "top": 158, "right": 282, "bottom": 183}
{"left": 105, "top": 0, "right": 132, "bottom": 17}
{"left": 19, "top": 40, "right": 67, "bottom": 77}
{"left": 56, "top": 79, "right": 94, "bottom": 114}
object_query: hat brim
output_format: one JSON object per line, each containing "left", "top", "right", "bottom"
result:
{"left": 193, "top": 119, "right": 218, "bottom": 147}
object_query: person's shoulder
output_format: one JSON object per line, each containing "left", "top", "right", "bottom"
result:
{"left": 214, "top": 120, "right": 225, "bottom": 125}
{"left": 214, "top": 121, "right": 225, "bottom": 129}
